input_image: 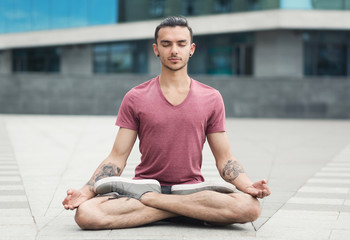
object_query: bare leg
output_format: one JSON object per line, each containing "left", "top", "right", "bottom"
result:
{"left": 75, "top": 191, "right": 260, "bottom": 230}
{"left": 75, "top": 196, "right": 177, "bottom": 229}
{"left": 141, "top": 191, "right": 261, "bottom": 225}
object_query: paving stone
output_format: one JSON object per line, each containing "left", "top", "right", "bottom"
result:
{"left": 0, "top": 216, "right": 35, "bottom": 224}
{"left": 0, "top": 225, "right": 37, "bottom": 239}
{"left": 0, "top": 181, "right": 23, "bottom": 185}
{"left": 287, "top": 197, "right": 344, "bottom": 205}
{"left": 0, "top": 190, "right": 26, "bottom": 195}
{"left": 0, "top": 201, "right": 29, "bottom": 209}
{"left": 329, "top": 230, "right": 350, "bottom": 240}
{"left": 298, "top": 186, "right": 349, "bottom": 194}
{"left": 283, "top": 203, "right": 342, "bottom": 212}
{"left": 294, "top": 192, "right": 348, "bottom": 199}
{"left": 333, "top": 212, "right": 350, "bottom": 230}
{"left": 258, "top": 226, "right": 331, "bottom": 240}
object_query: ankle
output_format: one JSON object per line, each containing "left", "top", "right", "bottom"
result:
{"left": 140, "top": 191, "right": 159, "bottom": 204}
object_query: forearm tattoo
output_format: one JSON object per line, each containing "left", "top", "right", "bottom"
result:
{"left": 86, "top": 163, "right": 121, "bottom": 189}
{"left": 222, "top": 160, "right": 245, "bottom": 182}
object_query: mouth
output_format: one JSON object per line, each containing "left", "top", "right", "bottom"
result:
{"left": 168, "top": 57, "right": 181, "bottom": 63}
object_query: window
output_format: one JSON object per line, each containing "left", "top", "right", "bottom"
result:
{"left": 12, "top": 47, "right": 60, "bottom": 72}
{"left": 234, "top": 44, "right": 253, "bottom": 75}
{"left": 245, "top": 0, "right": 261, "bottom": 11}
{"left": 110, "top": 44, "right": 134, "bottom": 73}
{"left": 208, "top": 45, "right": 233, "bottom": 75}
{"left": 213, "top": 0, "right": 232, "bottom": 13}
{"left": 311, "top": 0, "right": 346, "bottom": 10}
{"left": 280, "top": 0, "right": 313, "bottom": 9}
{"left": 93, "top": 41, "right": 148, "bottom": 74}
{"left": 305, "top": 43, "right": 347, "bottom": 76}
{"left": 304, "top": 31, "right": 348, "bottom": 76}
{"left": 189, "top": 33, "right": 254, "bottom": 76}
{"left": 93, "top": 45, "right": 109, "bottom": 73}
{"left": 149, "top": 0, "right": 165, "bottom": 18}
{"left": 182, "top": 0, "right": 198, "bottom": 16}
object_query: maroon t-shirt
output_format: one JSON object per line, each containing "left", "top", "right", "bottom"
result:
{"left": 116, "top": 76, "right": 226, "bottom": 186}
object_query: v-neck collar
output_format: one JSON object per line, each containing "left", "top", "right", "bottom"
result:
{"left": 156, "top": 76, "right": 193, "bottom": 109}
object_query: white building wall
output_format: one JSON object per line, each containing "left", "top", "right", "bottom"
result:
{"left": 254, "top": 30, "right": 303, "bottom": 77}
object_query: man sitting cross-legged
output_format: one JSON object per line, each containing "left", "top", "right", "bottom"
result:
{"left": 62, "top": 16, "right": 270, "bottom": 230}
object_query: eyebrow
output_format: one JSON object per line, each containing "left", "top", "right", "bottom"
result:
{"left": 160, "top": 40, "right": 188, "bottom": 44}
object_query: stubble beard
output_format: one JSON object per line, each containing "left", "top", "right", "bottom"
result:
{"left": 160, "top": 56, "right": 189, "bottom": 72}
{"left": 163, "top": 62, "right": 187, "bottom": 72}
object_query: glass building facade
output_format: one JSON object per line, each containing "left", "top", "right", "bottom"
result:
{"left": 0, "top": 0, "right": 117, "bottom": 34}
{"left": 93, "top": 41, "right": 148, "bottom": 74}
{"left": 189, "top": 33, "right": 254, "bottom": 76}
{"left": 2, "top": 0, "right": 350, "bottom": 34}
{"left": 2, "top": 0, "right": 350, "bottom": 76}
{"left": 12, "top": 47, "right": 60, "bottom": 72}
{"left": 118, "top": 0, "right": 350, "bottom": 23}
{"left": 304, "top": 31, "right": 350, "bottom": 76}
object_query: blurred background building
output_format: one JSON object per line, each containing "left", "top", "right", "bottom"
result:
{"left": 0, "top": 0, "right": 349, "bottom": 118}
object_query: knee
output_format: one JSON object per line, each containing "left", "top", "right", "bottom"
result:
{"left": 75, "top": 200, "right": 108, "bottom": 230}
{"left": 245, "top": 196, "right": 261, "bottom": 222}
{"left": 230, "top": 193, "right": 261, "bottom": 223}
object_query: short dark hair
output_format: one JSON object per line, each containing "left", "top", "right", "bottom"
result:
{"left": 154, "top": 16, "right": 193, "bottom": 44}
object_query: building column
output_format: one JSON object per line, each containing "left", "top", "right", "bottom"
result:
{"left": 61, "top": 44, "right": 92, "bottom": 75}
{"left": 347, "top": 42, "right": 350, "bottom": 77}
{"left": 254, "top": 30, "right": 303, "bottom": 78}
{"left": 0, "top": 50, "right": 12, "bottom": 74}
{"left": 148, "top": 40, "right": 161, "bottom": 76}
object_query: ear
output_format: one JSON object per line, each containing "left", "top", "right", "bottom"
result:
{"left": 190, "top": 43, "right": 196, "bottom": 57}
{"left": 153, "top": 43, "right": 160, "bottom": 57}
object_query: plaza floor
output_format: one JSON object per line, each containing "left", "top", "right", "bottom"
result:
{"left": 1, "top": 114, "right": 350, "bottom": 240}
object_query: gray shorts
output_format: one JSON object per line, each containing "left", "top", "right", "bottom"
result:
{"left": 161, "top": 186, "right": 172, "bottom": 194}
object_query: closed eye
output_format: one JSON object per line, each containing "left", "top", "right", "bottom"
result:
{"left": 160, "top": 40, "right": 171, "bottom": 47}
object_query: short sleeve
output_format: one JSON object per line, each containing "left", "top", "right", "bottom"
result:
{"left": 206, "top": 91, "right": 226, "bottom": 134}
{"left": 115, "top": 91, "right": 139, "bottom": 131}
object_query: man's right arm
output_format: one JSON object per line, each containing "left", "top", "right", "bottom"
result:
{"left": 63, "top": 127, "right": 137, "bottom": 210}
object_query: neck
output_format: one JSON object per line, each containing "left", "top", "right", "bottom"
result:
{"left": 159, "top": 67, "right": 190, "bottom": 89}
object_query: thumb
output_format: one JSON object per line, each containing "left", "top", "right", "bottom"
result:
{"left": 245, "top": 186, "right": 259, "bottom": 196}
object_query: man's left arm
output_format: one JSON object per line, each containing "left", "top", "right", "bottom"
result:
{"left": 207, "top": 132, "right": 271, "bottom": 199}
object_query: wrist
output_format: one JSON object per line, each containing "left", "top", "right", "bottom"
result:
{"left": 236, "top": 182, "right": 253, "bottom": 193}
{"left": 80, "top": 185, "right": 96, "bottom": 198}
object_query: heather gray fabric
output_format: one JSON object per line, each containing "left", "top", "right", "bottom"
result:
{"left": 171, "top": 182, "right": 235, "bottom": 195}
{"left": 94, "top": 177, "right": 161, "bottom": 200}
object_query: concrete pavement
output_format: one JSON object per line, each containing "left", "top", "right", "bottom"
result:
{"left": 0, "top": 114, "right": 350, "bottom": 240}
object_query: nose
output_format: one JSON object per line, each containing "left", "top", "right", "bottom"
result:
{"left": 170, "top": 45, "right": 178, "bottom": 55}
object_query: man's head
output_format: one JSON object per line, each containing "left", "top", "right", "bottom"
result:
{"left": 153, "top": 16, "right": 195, "bottom": 72}
{"left": 154, "top": 16, "right": 193, "bottom": 45}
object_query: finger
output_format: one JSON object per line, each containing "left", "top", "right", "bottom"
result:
{"left": 253, "top": 189, "right": 262, "bottom": 198}
{"left": 263, "top": 185, "right": 271, "bottom": 195}
{"left": 248, "top": 188, "right": 260, "bottom": 198}
{"left": 62, "top": 196, "right": 70, "bottom": 206}
{"left": 261, "top": 190, "right": 270, "bottom": 198}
